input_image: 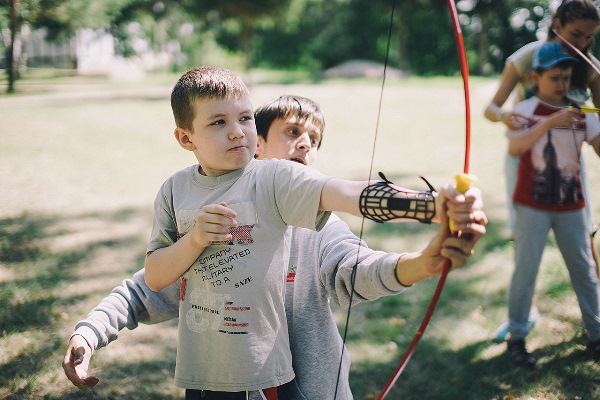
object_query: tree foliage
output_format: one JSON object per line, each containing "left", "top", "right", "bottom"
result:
{"left": 3, "top": 0, "right": 600, "bottom": 93}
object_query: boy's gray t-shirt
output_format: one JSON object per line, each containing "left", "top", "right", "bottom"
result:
{"left": 73, "top": 216, "right": 407, "bottom": 399}
{"left": 148, "top": 158, "right": 331, "bottom": 391}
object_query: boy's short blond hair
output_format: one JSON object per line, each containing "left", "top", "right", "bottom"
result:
{"left": 171, "top": 66, "right": 250, "bottom": 131}
{"left": 254, "top": 95, "right": 325, "bottom": 149}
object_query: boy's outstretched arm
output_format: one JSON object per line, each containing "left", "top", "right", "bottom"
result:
{"left": 319, "top": 179, "right": 367, "bottom": 216}
{"left": 319, "top": 178, "right": 480, "bottom": 225}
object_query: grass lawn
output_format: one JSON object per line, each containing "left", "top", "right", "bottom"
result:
{"left": 2, "top": 70, "right": 600, "bottom": 399}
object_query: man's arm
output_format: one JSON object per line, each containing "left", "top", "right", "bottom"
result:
{"left": 317, "top": 216, "right": 406, "bottom": 309}
{"left": 62, "top": 269, "right": 180, "bottom": 388}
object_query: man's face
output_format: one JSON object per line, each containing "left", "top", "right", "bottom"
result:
{"left": 256, "top": 116, "right": 321, "bottom": 167}
{"left": 185, "top": 93, "right": 258, "bottom": 176}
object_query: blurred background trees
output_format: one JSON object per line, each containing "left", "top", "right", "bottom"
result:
{"left": 0, "top": 0, "right": 597, "bottom": 92}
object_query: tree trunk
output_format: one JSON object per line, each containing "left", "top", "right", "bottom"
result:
{"left": 7, "top": 0, "right": 19, "bottom": 93}
{"left": 478, "top": 14, "right": 489, "bottom": 76}
{"left": 396, "top": 4, "right": 409, "bottom": 72}
{"left": 16, "top": 24, "right": 30, "bottom": 79}
{"left": 241, "top": 20, "right": 253, "bottom": 72}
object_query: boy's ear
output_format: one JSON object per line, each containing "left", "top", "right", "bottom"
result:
{"left": 255, "top": 136, "right": 266, "bottom": 159}
{"left": 174, "top": 128, "right": 196, "bottom": 151}
{"left": 530, "top": 70, "right": 540, "bottom": 85}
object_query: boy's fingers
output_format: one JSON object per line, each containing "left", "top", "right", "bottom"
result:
{"left": 198, "top": 204, "right": 239, "bottom": 227}
{"left": 199, "top": 214, "right": 238, "bottom": 228}
{"left": 204, "top": 202, "right": 237, "bottom": 219}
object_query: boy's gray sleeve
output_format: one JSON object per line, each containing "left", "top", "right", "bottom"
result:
{"left": 318, "top": 218, "right": 408, "bottom": 309}
{"left": 71, "top": 269, "right": 180, "bottom": 351}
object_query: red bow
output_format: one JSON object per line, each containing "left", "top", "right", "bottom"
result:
{"left": 375, "top": 1, "right": 472, "bottom": 398}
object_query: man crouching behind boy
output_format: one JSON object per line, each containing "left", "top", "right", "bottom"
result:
{"left": 145, "top": 66, "right": 483, "bottom": 398}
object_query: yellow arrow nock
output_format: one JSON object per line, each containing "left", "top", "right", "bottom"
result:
{"left": 580, "top": 106, "right": 600, "bottom": 114}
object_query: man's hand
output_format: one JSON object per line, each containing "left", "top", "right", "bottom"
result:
{"left": 62, "top": 335, "right": 100, "bottom": 389}
{"left": 423, "top": 212, "right": 487, "bottom": 275}
{"left": 394, "top": 186, "right": 486, "bottom": 286}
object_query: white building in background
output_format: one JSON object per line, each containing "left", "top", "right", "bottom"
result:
{"left": 73, "top": 29, "right": 116, "bottom": 75}
{"left": 10, "top": 26, "right": 173, "bottom": 79}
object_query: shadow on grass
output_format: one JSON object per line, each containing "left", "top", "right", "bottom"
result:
{"left": 5, "top": 355, "right": 180, "bottom": 400}
{"left": 0, "top": 209, "right": 150, "bottom": 397}
{"left": 342, "top": 218, "right": 600, "bottom": 399}
{"left": 351, "top": 335, "right": 600, "bottom": 399}
{"left": 0, "top": 209, "right": 145, "bottom": 333}
{"left": 43, "top": 357, "right": 180, "bottom": 400}
{"left": 363, "top": 216, "right": 511, "bottom": 251}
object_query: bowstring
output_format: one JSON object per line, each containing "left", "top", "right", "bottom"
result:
{"left": 333, "top": 0, "right": 396, "bottom": 398}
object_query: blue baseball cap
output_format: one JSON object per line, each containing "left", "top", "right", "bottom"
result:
{"left": 532, "top": 42, "right": 578, "bottom": 69}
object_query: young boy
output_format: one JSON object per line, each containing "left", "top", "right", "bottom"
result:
{"left": 147, "top": 65, "right": 466, "bottom": 396}
{"left": 64, "top": 91, "right": 486, "bottom": 399}
{"left": 505, "top": 42, "right": 600, "bottom": 368}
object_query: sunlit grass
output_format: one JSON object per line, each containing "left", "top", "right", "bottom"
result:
{"left": 2, "top": 72, "right": 600, "bottom": 399}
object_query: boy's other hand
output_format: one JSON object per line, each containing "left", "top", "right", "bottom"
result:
{"left": 62, "top": 335, "right": 100, "bottom": 389}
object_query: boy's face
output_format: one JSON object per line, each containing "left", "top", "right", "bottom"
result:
{"left": 177, "top": 93, "right": 257, "bottom": 176}
{"left": 532, "top": 66, "right": 572, "bottom": 105}
{"left": 256, "top": 116, "right": 321, "bottom": 167}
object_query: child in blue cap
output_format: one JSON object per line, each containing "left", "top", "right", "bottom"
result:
{"left": 505, "top": 41, "right": 600, "bottom": 368}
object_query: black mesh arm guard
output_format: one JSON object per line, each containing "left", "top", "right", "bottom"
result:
{"left": 359, "top": 172, "right": 436, "bottom": 223}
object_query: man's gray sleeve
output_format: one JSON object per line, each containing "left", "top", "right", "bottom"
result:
{"left": 71, "top": 269, "right": 180, "bottom": 351}
{"left": 318, "top": 218, "right": 408, "bottom": 309}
